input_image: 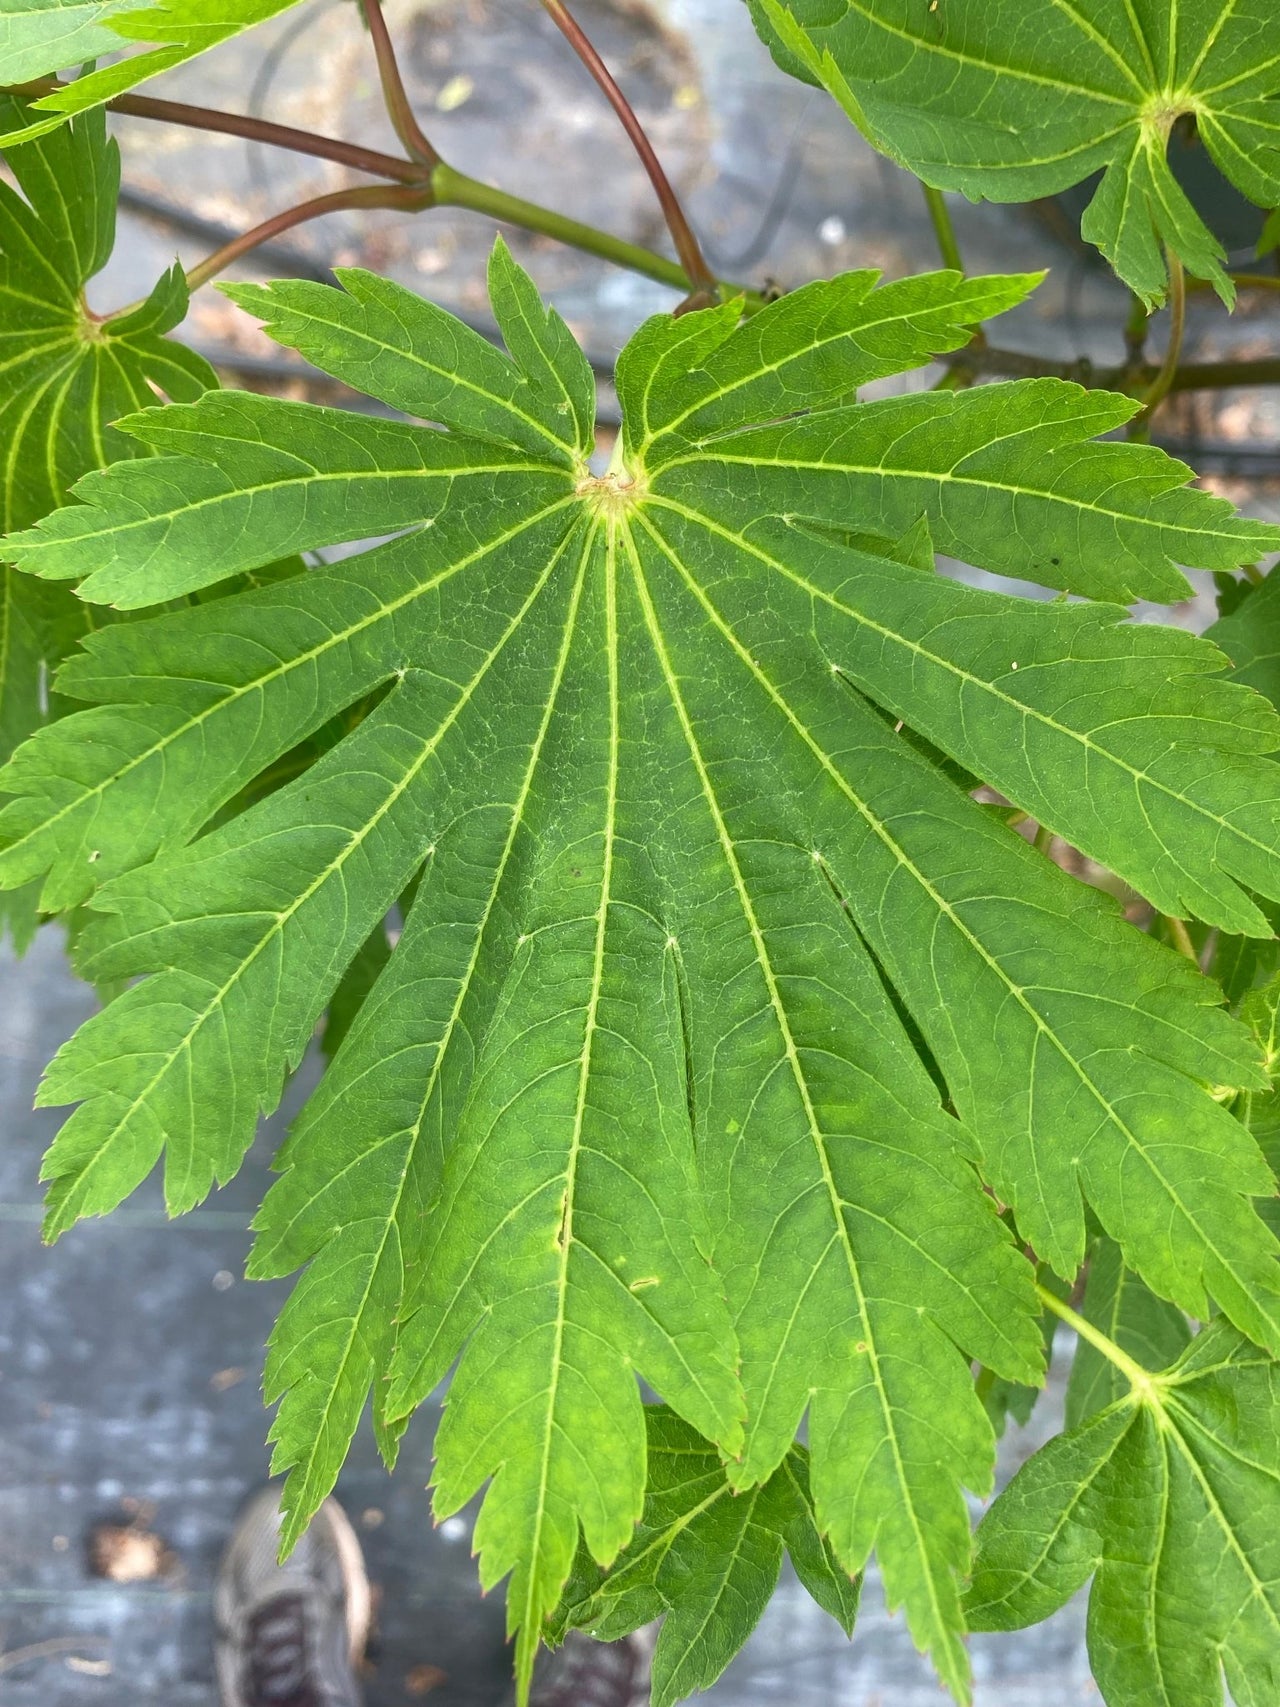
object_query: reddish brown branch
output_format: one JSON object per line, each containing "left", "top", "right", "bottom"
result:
{"left": 3, "top": 81, "right": 426, "bottom": 184}
{"left": 111, "top": 93, "right": 429, "bottom": 185}
{"left": 943, "top": 341, "right": 1280, "bottom": 393}
{"left": 184, "top": 183, "right": 432, "bottom": 291}
{"left": 537, "top": 0, "right": 715, "bottom": 293}
{"left": 359, "top": 0, "right": 439, "bottom": 167}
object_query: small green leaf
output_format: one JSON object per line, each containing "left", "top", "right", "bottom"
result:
{"left": 0, "top": 95, "right": 212, "bottom": 943}
{"left": 968, "top": 1322, "right": 1280, "bottom": 1707}
{"left": 751, "top": 535, "right": 1280, "bottom": 934}
{"left": 226, "top": 243, "right": 593, "bottom": 460}
{"left": 618, "top": 266, "right": 1041, "bottom": 450}
{"left": 648, "top": 379, "right": 1278, "bottom": 602}
{"left": 749, "top": 0, "right": 1280, "bottom": 304}
{"left": 6, "top": 392, "right": 557, "bottom": 607}
{"left": 553, "top": 1407, "right": 858, "bottom": 1707}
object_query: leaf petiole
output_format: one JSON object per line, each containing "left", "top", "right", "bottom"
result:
{"left": 1135, "top": 250, "right": 1186, "bottom": 429}
{"left": 1, "top": 81, "right": 764, "bottom": 311}
{"left": 360, "top": 0, "right": 439, "bottom": 167}
{"left": 1162, "top": 913, "right": 1199, "bottom": 963}
{"left": 537, "top": 0, "right": 716, "bottom": 296}
{"left": 183, "top": 183, "right": 434, "bottom": 293}
{"left": 921, "top": 183, "right": 963, "bottom": 274}
{"left": 4, "top": 82, "right": 428, "bottom": 182}
{"left": 431, "top": 163, "right": 764, "bottom": 307}
{"left": 1036, "top": 1283, "right": 1167, "bottom": 1407}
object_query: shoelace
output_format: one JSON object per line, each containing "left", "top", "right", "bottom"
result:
{"left": 244, "top": 1593, "right": 322, "bottom": 1707}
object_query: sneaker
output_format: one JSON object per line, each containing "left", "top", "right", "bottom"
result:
{"left": 215, "top": 1487, "right": 372, "bottom": 1707}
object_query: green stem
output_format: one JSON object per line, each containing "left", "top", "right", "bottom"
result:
{"left": 432, "top": 163, "right": 763, "bottom": 307}
{"left": 922, "top": 183, "right": 964, "bottom": 273}
{"left": 1033, "top": 822, "right": 1055, "bottom": 857}
{"left": 1124, "top": 292, "right": 1149, "bottom": 368}
{"left": 1163, "top": 914, "right": 1198, "bottom": 963}
{"left": 1136, "top": 251, "right": 1186, "bottom": 429}
{"left": 1, "top": 82, "right": 765, "bottom": 312}
{"left": 1036, "top": 1283, "right": 1163, "bottom": 1403}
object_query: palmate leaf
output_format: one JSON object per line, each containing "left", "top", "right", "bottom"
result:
{"left": 748, "top": 0, "right": 1280, "bottom": 304}
{"left": 967, "top": 1321, "right": 1280, "bottom": 1707}
{"left": 550, "top": 1406, "right": 859, "bottom": 1707}
{"left": 4, "top": 248, "right": 1280, "bottom": 1698}
{"left": 0, "top": 0, "right": 305, "bottom": 145}
{"left": 0, "top": 98, "right": 213, "bottom": 527}
{"left": 0, "top": 95, "right": 213, "bottom": 941}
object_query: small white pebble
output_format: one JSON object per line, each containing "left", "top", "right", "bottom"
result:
{"left": 818, "top": 215, "right": 847, "bottom": 247}
{"left": 436, "top": 73, "right": 474, "bottom": 112}
{"left": 212, "top": 1269, "right": 235, "bottom": 1293}
{"left": 438, "top": 1516, "right": 469, "bottom": 1543}
{"left": 66, "top": 1659, "right": 112, "bottom": 1678}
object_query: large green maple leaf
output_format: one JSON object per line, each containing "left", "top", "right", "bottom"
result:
{"left": 967, "top": 1319, "right": 1280, "bottom": 1707}
{"left": 0, "top": 94, "right": 212, "bottom": 941}
{"left": 4, "top": 246, "right": 1280, "bottom": 1697}
{"left": 748, "top": 0, "right": 1280, "bottom": 304}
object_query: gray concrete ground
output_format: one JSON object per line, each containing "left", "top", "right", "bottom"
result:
{"left": 3, "top": 0, "right": 1278, "bottom": 1698}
